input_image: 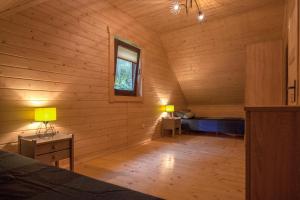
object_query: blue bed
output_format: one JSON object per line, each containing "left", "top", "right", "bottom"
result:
{"left": 181, "top": 117, "right": 245, "bottom": 136}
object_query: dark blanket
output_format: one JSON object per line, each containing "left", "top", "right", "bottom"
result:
{"left": 0, "top": 151, "right": 162, "bottom": 200}
{"left": 181, "top": 117, "right": 244, "bottom": 136}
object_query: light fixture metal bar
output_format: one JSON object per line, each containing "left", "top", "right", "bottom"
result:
{"left": 185, "top": 0, "right": 188, "bottom": 14}
{"left": 181, "top": 0, "right": 201, "bottom": 15}
{"left": 194, "top": 0, "right": 201, "bottom": 13}
{"left": 171, "top": 0, "right": 205, "bottom": 22}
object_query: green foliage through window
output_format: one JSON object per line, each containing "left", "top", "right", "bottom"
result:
{"left": 114, "top": 39, "right": 140, "bottom": 96}
{"left": 114, "top": 58, "right": 136, "bottom": 91}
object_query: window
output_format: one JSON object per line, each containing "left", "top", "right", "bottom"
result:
{"left": 114, "top": 39, "right": 141, "bottom": 96}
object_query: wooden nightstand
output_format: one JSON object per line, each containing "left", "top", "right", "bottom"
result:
{"left": 18, "top": 133, "right": 74, "bottom": 171}
{"left": 161, "top": 117, "right": 182, "bottom": 137}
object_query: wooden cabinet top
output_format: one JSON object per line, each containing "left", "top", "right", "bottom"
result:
{"left": 19, "top": 133, "right": 72, "bottom": 144}
{"left": 245, "top": 106, "right": 300, "bottom": 112}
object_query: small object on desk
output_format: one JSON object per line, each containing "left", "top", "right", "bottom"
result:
{"left": 18, "top": 133, "right": 74, "bottom": 171}
{"left": 161, "top": 117, "right": 181, "bottom": 137}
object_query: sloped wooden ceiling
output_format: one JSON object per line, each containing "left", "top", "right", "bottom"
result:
{"left": 109, "top": 0, "right": 284, "bottom": 33}
{"left": 109, "top": 0, "right": 285, "bottom": 105}
{"left": 0, "top": 0, "right": 48, "bottom": 17}
{"left": 161, "top": 2, "right": 285, "bottom": 105}
{"left": 0, "top": 0, "right": 30, "bottom": 13}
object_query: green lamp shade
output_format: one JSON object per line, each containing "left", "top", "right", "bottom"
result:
{"left": 165, "top": 105, "right": 175, "bottom": 113}
{"left": 34, "top": 108, "right": 57, "bottom": 122}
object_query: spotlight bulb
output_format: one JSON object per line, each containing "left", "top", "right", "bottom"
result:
{"left": 171, "top": 1, "right": 181, "bottom": 15}
{"left": 197, "top": 11, "right": 205, "bottom": 22}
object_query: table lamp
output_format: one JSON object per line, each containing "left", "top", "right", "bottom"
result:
{"left": 165, "top": 105, "right": 175, "bottom": 118}
{"left": 34, "top": 107, "right": 57, "bottom": 136}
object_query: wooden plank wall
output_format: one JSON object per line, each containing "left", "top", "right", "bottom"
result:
{"left": 0, "top": 0, "right": 186, "bottom": 162}
{"left": 188, "top": 105, "right": 245, "bottom": 118}
{"left": 161, "top": 2, "right": 285, "bottom": 116}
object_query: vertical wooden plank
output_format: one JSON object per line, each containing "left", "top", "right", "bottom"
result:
{"left": 245, "top": 111, "right": 251, "bottom": 200}
{"left": 287, "top": 0, "right": 299, "bottom": 105}
{"left": 246, "top": 40, "right": 284, "bottom": 106}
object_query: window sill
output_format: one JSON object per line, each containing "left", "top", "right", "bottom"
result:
{"left": 109, "top": 95, "right": 143, "bottom": 103}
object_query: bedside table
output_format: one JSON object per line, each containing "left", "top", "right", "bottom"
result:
{"left": 161, "top": 117, "right": 182, "bottom": 137}
{"left": 18, "top": 133, "right": 74, "bottom": 171}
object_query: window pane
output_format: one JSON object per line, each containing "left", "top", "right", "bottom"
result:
{"left": 114, "top": 58, "right": 136, "bottom": 91}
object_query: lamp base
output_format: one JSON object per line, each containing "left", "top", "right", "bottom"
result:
{"left": 169, "top": 112, "right": 174, "bottom": 118}
{"left": 36, "top": 122, "right": 57, "bottom": 138}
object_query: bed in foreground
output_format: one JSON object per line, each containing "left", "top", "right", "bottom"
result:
{"left": 0, "top": 150, "right": 162, "bottom": 200}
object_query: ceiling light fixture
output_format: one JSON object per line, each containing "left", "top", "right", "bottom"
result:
{"left": 171, "top": 0, "right": 205, "bottom": 22}
{"left": 171, "top": 1, "right": 181, "bottom": 14}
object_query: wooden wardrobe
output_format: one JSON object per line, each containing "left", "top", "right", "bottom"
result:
{"left": 245, "top": 40, "right": 295, "bottom": 199}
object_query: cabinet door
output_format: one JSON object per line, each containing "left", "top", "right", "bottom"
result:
{"left": 287, "top": 0, "right": 299, "bottom": 105}
{"left": 246, "top": 110, "right": 300, "bottom": 200}
{"left": 246, "top": 40, "right": 284, "bottom": 106}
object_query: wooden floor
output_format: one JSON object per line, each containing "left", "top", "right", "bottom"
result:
{"left": 76, "top": 134, "right": 245, "bottom": 200}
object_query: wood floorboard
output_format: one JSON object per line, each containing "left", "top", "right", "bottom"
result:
{"left": 75, "top": 134, "right": 245, "bottom": 200}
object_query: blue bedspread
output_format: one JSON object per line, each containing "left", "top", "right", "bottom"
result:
{"left": 181, "top": 117, "right": 245, "bottom": 136}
